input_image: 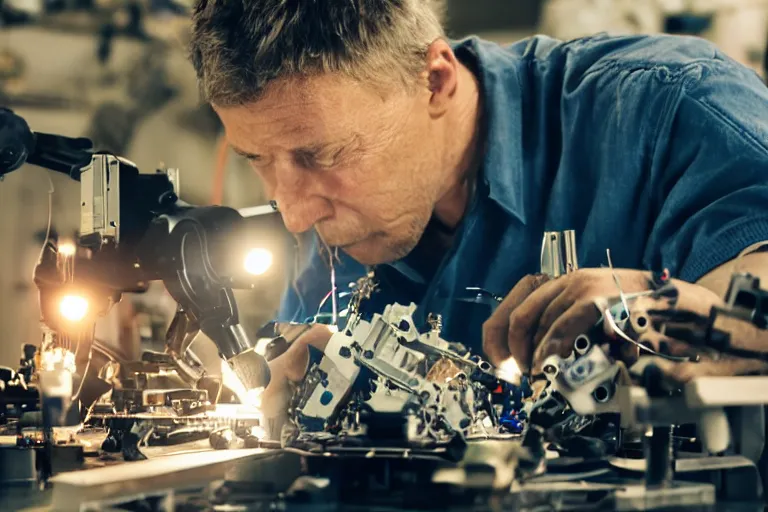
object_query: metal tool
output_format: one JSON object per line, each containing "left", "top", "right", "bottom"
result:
{"left": 540, "top": 230, "right": 579, "bottom": 278}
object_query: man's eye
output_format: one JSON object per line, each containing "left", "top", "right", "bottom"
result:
{"left": 294, "top": 150, "right": 332, "bottom": 170}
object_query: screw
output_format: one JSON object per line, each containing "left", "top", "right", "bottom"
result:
{"left": 363, "top": 350, "right": 374, "bottom": 359}
{"left": 339, "top": 346, "right": 352, "bottom": 358}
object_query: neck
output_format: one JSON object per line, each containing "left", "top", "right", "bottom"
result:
{"left": 432, "top": 62, "right": 483, "bottom": 230}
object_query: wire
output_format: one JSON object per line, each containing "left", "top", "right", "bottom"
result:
{"left": 331, "top": 247, "right": 339, "bottom": 328}
{"left": 606, "top": 248, "right": 631, "bottom": 322}
{"left": 604, "top": 249, "right": 690, "bottom": 362}
{"left": 316, "top": 289, "right": 334, "bottom": 317}
{"left": 32, "top": 173, "right": 55, "bottom": 280}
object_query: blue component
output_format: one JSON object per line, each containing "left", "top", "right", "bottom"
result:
{"left": 320, "top": 390, "right": 333, "bottom": 406}
{"left": 296, "top": 413, "right": 327, "bottom": 432}
{"left": 500, "top": 414, "right": 523, "bottom": 433}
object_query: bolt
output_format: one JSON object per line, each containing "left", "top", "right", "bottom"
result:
{"left": 363, "top": 350, "right": 374, "bottom": 359}
{"left": 398, "top": 319, "right": 410, "bottom": 331}
{"left": 338, "top": 346, "right": 352, "bottom": 358}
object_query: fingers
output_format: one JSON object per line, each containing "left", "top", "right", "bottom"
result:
{"left": 652, "top": 355, "right": 768, "bottom": 384}
{"left": 532, "top": 289, "right": 579, "bottom": 349}
{"left": 505, "top": 278, "right": 568, "bottom": 370}
{"left": 298, "top": 324, "right": 334, "bottom": 352}
{"left": 635, "top": 330, "right": 706, "bottom": 359}
{"left": 668, "top": 279, "right": 724, "bottom": 316}
{"left": 261, "top": 325, "right": 335, "bottom": 419}
{"left": 482, "top": 274, "right": 551, "bottom": 365}
{"left": 531, "top": 299, "right": 600, "bottom": 372}
{"left": 275, "top": 324, "right": 333, "bottom": 382}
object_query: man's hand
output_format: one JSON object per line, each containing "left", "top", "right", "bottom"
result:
{"left": 481, "top": 269, "right": 724, "bottom": 374}
{"left": 261, "top": 324, "right": 334, "bottom": 418}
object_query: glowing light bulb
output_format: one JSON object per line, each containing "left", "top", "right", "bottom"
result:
{"left": 58, "top": 242, "right": 76, "bottom": 256}
{"left": 244, "top": 248, "right": 273, "bottom": 276}
{"left": 59, "top": 295, "right": 89, "bottom": 322}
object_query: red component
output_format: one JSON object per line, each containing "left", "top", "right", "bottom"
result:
{"left": 493, "top": 384, "right": 503, "bottom": 394}
{"left": 661, "top": 268, "right": 670, "bottom": 281}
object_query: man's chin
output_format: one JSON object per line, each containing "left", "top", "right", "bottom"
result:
{"left": 339, "top": 237, "right": 413, "bottom": 266}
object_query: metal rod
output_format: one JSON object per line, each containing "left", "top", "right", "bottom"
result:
{"left": 645, "top": 426, "right": 674, "bottom": 488}
{"left": 541, "top": 231, "right": 565, "bottom": 278}
{"left": 564, "top": 230, "right": 578, "bottom": 273}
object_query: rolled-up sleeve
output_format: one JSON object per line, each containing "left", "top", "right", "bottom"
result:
{"left": 643, "top": 56, "right": 768, "bottom": 283}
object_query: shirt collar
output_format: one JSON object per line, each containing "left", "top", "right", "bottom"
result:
{"left": 452, "top": 37, "right": 527, "bottom": 224}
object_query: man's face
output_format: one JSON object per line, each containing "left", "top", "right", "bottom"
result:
{"left": 215, "top": 75, "right": 449, "bottom": 266}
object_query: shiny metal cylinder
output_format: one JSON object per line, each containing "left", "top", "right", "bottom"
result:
{"left": 540, "top": 230, "right": 578, "bottom": 278}
{"left": 564, "top": 230, "right": 579, "bottom": 273}
{"left": 541, "top": 231, "right": 565, "bottom": 278}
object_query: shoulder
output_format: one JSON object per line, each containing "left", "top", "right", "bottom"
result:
{"left": 502, "top": 33, "right": 768, "bottom": 144}
{"left": 504, "top": 33, "right": 725, "bottom": 75}
{"left": 464, "top": 33, "right": 754, "bottom": 115}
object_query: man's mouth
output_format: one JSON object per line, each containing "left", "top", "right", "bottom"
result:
{"left": 317, "top": 231, "right": 373, "bottom": 250}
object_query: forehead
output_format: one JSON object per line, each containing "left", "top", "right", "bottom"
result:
{"left": 214, "top": 76, "right": 393, "bottom": 147}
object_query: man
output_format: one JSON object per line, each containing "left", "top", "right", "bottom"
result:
{"left": 188, "top": 0, "right": 768, "bottom": 407}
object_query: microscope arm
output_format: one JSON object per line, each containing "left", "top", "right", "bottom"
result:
{"left": 137, "top": 208, "right": 272, "bottom": 391}
{"left": 0, "top": 108, "right": 93, "bottom": 178}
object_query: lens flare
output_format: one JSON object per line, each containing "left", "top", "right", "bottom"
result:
{"left": 59, "top": 295, "right": 88, "bottom": 322}
{"left": 497, "top": 356, "right": 522, "bottom": 385}
{"left": 244, "top": 248, "right": 273, "bottom": 276}
{"left": 58, "top": 242, "right": 76, "bottom": 256}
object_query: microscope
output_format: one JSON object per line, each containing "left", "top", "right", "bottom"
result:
{"left": 0, "top": 108, "right": 282, "bottom": 439}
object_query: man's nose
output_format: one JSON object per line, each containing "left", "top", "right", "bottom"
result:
{"left": 277, "top": 197, "right": 332, "bottom": 234}
{"left": 271, "top": 162, "right": 332, "bottom": 233}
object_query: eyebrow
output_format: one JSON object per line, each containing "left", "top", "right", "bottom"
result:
{"left": 231, "top": 133, "right": 362, "bottom": 162}
{"left": 231, "top": 146, "right": 261, "bottom": 160}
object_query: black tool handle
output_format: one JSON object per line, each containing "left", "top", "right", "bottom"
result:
{"left": 0, "top": 107, "right": 93, "bottom": 179}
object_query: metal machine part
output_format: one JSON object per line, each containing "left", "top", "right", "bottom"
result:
{"left": 523, "top": 268, "right": 768, "bottom": 506}
{"left": 2, "top": 109, "right": 282, "bottom": 404}
{"left": 87, "top": 356, "right": 263, "bottom": 460}
{"left": 80, "top": 154, "right": 121, "bottom": 244}
{"left": 288, "top": 301, "right": 521, "bottom": 450}
{"left": 540, "top": 341, "right": 626, "bottom": 418}
{"left": 540, "top": 230, "right": 579, "bottom": 278}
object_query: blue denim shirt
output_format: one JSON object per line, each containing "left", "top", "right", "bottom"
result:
{"left": 277, "top": 34, "right": 768, "bottom": 354}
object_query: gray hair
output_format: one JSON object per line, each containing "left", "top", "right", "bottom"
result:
{"left": 189, "top": 0, "right": 446, "bottom": 106}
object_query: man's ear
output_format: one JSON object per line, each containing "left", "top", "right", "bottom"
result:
{"left": 425, "top": 39, "right": 459, "bottom": 117}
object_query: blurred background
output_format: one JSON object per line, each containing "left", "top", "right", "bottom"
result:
{"left": 0, "top": 0, "right": 765, "bottom": 368}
